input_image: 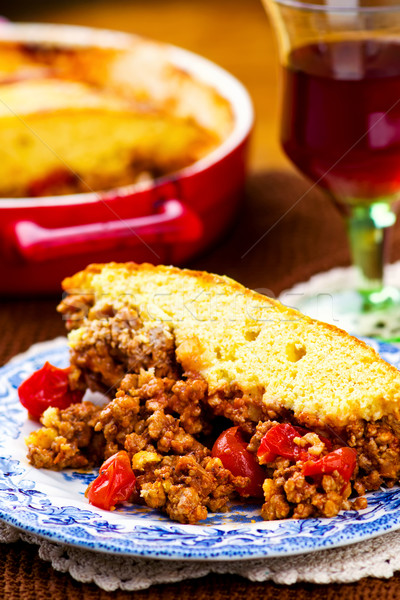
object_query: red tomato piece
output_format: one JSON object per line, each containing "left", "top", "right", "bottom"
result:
{"left": 87, "top": 451, "right": 137, "bottom": 511}
{"left": 302, "top": 447, "right": 357, "bottom": 482}
{"left": 257, "top": 423, "right": 304, "bottom": 463}
{"left": 257, "top": 423, "right": 332, "bottom": 465}
{"left": 212, "top": 426, "right": 265, "bottom": 498}
{"left": 292, "top": 426, "right": 332, "bottom": 451}
{"left": 18, "top": 361, "right": 84, "bottom": 419}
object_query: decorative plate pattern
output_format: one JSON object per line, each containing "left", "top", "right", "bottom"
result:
{"left": 1, "top": 337, "right": 400, "bottom": 560}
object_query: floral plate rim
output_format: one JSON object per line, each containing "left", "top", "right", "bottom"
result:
{"left": 1, "top": 337, "right": 400, "bottom": 561}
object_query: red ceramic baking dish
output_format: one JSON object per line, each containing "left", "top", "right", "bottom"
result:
{"left": 0, "top": 23, "right": 253, "bottom": 295}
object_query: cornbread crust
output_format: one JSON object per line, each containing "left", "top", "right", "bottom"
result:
{"left": 61, "top": 262, "right": 400, "bottom": 427}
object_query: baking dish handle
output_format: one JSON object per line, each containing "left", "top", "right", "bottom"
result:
{"left": 11, "top": 198, "right": 203, "bottom": 262}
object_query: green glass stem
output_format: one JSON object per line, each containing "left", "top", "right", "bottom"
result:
{"left": 345, "top": 201, "right": 397, "bottom": 309}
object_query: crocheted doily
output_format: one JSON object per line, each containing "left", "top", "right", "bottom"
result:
{"left": 3, "top": 264, "right": 400, "bottom": 591}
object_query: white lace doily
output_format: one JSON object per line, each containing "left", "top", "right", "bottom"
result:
{"left": 3, "top": 264, "right": 400, "bottom": 591}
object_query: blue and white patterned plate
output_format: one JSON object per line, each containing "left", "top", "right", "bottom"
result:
{"left": 1, "top": 337, "right": 400, "bottom": 560}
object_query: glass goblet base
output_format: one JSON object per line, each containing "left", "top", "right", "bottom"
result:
{"left": 290, "top": 287, "right": 400, "bottom": 341}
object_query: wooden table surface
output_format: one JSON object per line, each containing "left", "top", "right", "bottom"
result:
{"left": 2, "top": 0, "right": 400, "bottom": 598}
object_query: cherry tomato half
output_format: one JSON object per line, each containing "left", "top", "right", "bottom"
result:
{"left": 87, "top": 451, "right": 137, "bottom": 511}
{"left": 257, "top": 423, "right": 306, "bottom": 463}
{"left": 212, "top": 426, "right": 265, "bottom": 498}
{"left": 18, "top": 361, "right": 84, "bottom": 420}
{"left": 302, "top": 447, "right": 357, "bottom": 482}
{"left": 257, "top": 423, "right": 332, "bottom": 464}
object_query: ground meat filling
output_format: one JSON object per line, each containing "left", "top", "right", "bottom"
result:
{"left": 95, "top": 370, "right": 211, "bottom": 460}
{"left": 26, "top": 381, "right": 400, "bottom": 522}
{"left": 346, "top": 417, "right": 400, "bottom": 493}
{"left": 26, "top": 368, "right": 244, "bottom": 523}
{"left": 94, "top": 371, "right": 246, "bottom": 522}
{"left": 248, "top": 420, "right": 369, "bottom": 520}
{"left": 134, "top": 454, "right": 245, "bottom": 524}
{"left": 26, "top": 401, "right": 104, "bottom": 470}
{"left": 207, "top": 387, "right": 266, "bottom": 435}
{"left": 66, "top": 306, "right": 180, "bottom": 393}
{"left": 260, "top": 461, "right": 368, "bottom": 520}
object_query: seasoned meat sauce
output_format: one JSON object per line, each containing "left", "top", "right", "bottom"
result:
{"left": 25, "top": 298, "right": 400, "bottom": 523}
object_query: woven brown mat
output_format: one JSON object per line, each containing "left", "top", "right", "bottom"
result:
{"left": 2, "top": 170, "right": 400, "bottom": 598}
{"left": 2, "top": 541, "right": 400, "bottom": 600}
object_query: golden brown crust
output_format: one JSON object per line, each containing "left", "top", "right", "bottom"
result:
{"left": 63, "top": 261, "right": 281, "bottom": 309}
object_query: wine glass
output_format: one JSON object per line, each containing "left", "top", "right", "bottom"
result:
{"left": 262, "top": 0, "right": 400, "bottom": 338}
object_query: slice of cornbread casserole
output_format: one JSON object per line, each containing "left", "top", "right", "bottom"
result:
{"left": 25, "top": 263, "right": 400, "bottom": 523}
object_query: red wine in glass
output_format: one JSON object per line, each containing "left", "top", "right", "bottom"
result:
{"left": 281, "top": 39, "right": 400, "bottom": 202}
